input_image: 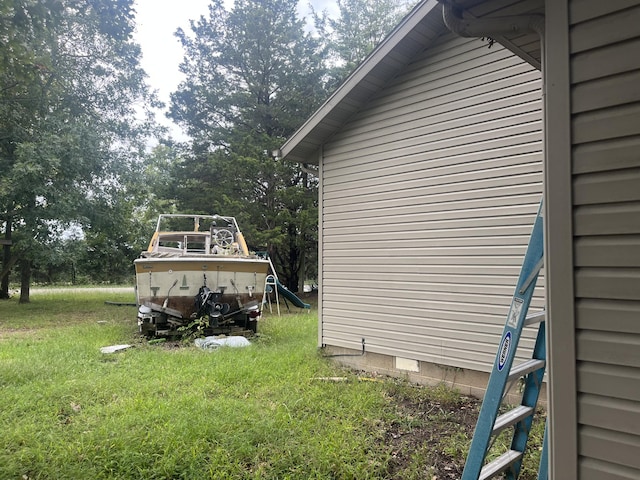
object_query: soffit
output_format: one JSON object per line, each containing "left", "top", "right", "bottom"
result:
{"left": 464, "top": 0, "right": 545, "bottom": 69}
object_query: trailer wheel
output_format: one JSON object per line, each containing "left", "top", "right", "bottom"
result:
{"left": 248, "top": 319, "right": 258, "bottom": 333}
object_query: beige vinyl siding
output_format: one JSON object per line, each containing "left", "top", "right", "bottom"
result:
{"left": 319, "top": 34, "right": 544, "bottom": 372}
{"left": 570, "top": 1, "right": 640, "bottom": 478}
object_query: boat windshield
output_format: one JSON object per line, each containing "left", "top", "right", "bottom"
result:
{"left": 147, "top": 214, "right": 248, "bottom": 256}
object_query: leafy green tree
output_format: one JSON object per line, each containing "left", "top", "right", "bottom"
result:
{"left": 139, "top": 143, "right": 182, "bottom": 216}
{"left": 169, "top": 0, "right": 325, "bottom": 291}
{"left": 0, "top": 0, "right": 157, "bottom": 301}
{"left": 28, "top": 231, "right": 85, "bottom": 285}
{"left": 313, "top": 0, "right": 417, "bottom": 86}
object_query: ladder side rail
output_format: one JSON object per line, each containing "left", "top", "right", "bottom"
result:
{"left": 263, "top": 275, "right": 280, "bottom": 316}
{"left": 537, "top": 423, "right": 549, "bottom": 480}
{"left": 462, "top": 204, "right": 545, "bottom": 480}
{"left": 506, "top": 320, "right": 547, "bottom": 480}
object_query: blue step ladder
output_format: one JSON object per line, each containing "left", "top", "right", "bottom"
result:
{"left": 462, "top": 201, "right": 548, "bottom": 480}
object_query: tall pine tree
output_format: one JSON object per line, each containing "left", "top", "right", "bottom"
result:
{"left": 169, "top": 0, "right": 325, "bottom": 291}
{"left": 313, "top": 0, "right": 417, "bottom": 87}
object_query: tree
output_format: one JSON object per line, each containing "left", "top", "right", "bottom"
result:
{"left": 313, "top": 0, "right": 417, "bottom": 86}
{"left": 171, "top": 0, "right": 327, "bottom": 150}
{"left": 0, "top": 0, "right": 157, "bottom": 301}
{"left": 169, "top": 0, "right": 325, "bottom": 291}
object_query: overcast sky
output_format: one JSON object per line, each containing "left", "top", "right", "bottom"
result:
{"left": 133, "top": 0, "right": 339, "bottom": 139}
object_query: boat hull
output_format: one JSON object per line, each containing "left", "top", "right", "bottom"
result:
{"left": 134, "top": 256, "right": 270, "bottom": 320}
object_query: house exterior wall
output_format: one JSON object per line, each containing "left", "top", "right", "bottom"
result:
{"left": 319, "top": 33, "right": 545, "bottom": 376}
{"left": 567, "top": 1, "right": 640, "bottom": 478}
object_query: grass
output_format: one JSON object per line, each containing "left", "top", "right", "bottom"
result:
{"left": 0, "top": 289, "right": 544, "bottom": 479}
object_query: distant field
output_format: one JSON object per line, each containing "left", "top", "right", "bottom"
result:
{"left": 29, "top": 286, "right": 135, "bottom": 294}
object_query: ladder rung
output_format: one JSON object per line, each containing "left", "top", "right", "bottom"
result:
{"left": 493, "top": 405, "right": 535, "bottom": 435}
{"left": 479, "top": 449, "right": 524, "bottom": 480}
{"left": 524, "top": 310, "right": 545, "bottom": 326}
{"left": 508, "top": 358, "right": 546, "bottom": 382}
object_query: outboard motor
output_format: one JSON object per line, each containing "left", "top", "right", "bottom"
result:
{"left": 194, "top": 286, "right": 230, "bottom": 327}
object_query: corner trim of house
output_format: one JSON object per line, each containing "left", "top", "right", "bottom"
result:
{"left": 317, "top": 146, "right": 324, "bottom": 348}
{"left": 543, "top": 0, "right": 578, "bottom": 478}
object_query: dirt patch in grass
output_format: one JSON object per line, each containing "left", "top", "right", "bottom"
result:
{"left": 0, "top": 328, "right": 41, "bottom": 340}
{"left": 383, "top": 384, "right": 479, "bottom": 479}
{"left": 380, "top": 380, "right": 545, "bottom": 480}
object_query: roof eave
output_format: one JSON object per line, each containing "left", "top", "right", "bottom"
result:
{"left": 279, "top": 0, "right": 443, "bottom": 165}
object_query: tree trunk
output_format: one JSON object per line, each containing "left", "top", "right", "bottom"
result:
{"left": 297, "top": 247, "right": 306, "bottom": 294}
{"left": 1, "top": 220, "right": 12, "bottom": 299}
{"left": 19, "top": 260, "right": 31, "bottom": 304}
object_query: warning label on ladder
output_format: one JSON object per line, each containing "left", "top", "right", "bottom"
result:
{"left": 507, "top": 297, "right": 524, "bottom": 328}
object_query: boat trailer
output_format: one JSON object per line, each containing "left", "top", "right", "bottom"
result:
{"left": 137, "top": 284, "right": 261, "bottom": 338}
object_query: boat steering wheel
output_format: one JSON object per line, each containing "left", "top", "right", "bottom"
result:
{"left": 213, "top": 229, "right": 234, "bottom": 247}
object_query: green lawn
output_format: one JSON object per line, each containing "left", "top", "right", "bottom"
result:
{"left": 0, "top": 289, "right": 543, "bottom": 479}
{"left": 0, "top": 290, "right": 394, "bottom": 479}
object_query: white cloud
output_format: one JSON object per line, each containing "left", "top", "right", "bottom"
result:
{"left": 134, "top": 0, "right": 212, "bottom": 101}
{"left": 133, "top": 0, "right": 212, "bottom": 139}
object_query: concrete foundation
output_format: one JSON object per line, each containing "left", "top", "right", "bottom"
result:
{"left": 321, "top": 345, "right": 547, "bottom": 408}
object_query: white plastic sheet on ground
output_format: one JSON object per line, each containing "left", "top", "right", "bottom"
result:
{"left": 194, "top": 336, "right": 251, "bottom": 350}
{"left": 100, "top": 344, "right": 133, "bottom": 354}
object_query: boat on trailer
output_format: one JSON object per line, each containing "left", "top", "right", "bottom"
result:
{"left": 134, "top": 214, "right": 270, "bottom": 337}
